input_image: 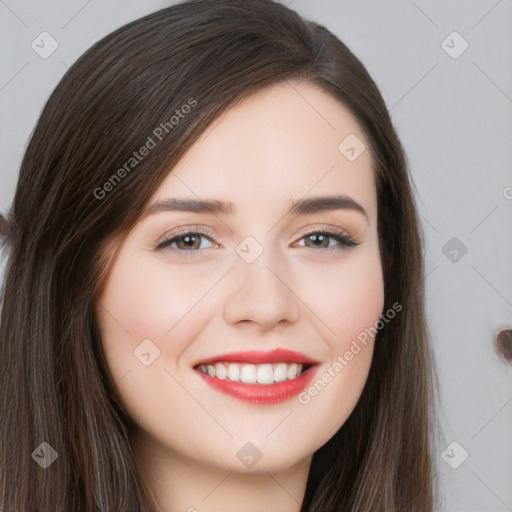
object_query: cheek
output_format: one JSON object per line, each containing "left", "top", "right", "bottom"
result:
{"left": 332, "top": 260, "right": 384, "bottom": 348}
{"left": 95, "top": 250, "right": 208, "bottom": 402}
{"left": 296, "top": 249, "right": 384, "bottom": 352}
{"left": 95, "top": 251, "right": 207, "bottom": 429}
{"left": 96, "top": 245, "right": 219, "bottom": 353}
{"left": 287, "top": 251, "right": 384, "bottom": 445}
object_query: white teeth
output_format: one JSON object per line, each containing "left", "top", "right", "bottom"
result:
{"left": 198, "top": 361, "right": 306, "bottom": 384}
{"left": 215, "top": 363, "right": 227, "bottom": 380}
{"left": 256, "top": 364, "right": 274, "bottom": 384}
{"left": 240, "top": 364, "right": 257, "bottom": 383}
{"left": 228, "top": 363, "right": 240, "bottom": 381}
{"left": 287, "top": 363, "right": 298, "bottom": 380}
{"left": 273, "top": 363, "right": 288, "bottom": 382}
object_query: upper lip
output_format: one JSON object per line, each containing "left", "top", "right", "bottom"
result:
{"left": 194, "top": 348, "right": 320, "bottom": 366}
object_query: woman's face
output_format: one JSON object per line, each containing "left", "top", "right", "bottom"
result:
{"left": 96, "top": 80, "right": 384, "bottom": 474}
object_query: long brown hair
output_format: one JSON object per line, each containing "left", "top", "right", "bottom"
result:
{"left": 0, "top": 0, "right": 440, "bottom": 510}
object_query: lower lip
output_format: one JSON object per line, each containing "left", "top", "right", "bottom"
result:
{"left": 195, "top": 366, "right": 318, "bottom": 404}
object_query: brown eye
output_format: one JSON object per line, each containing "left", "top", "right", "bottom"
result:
{"left": 304, "top": 233, "right": 331, "bottom": 249}
{"left": 156, "top": 232, "right": 214, "bottom": 252}
{"left": 298, "top": 230, "right": 359, "bottom": 251}
{"left": 173, "top": 234, "right": 203, "bottom": 250}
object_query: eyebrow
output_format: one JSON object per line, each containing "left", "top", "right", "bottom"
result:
{"left": 143, "top": 194, "right": 369, "bottom": 221}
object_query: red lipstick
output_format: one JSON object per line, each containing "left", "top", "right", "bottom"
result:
{"left": 195, "top": 348, "right": 319, "bottom": 365}
{"left": 193, "top": 349, "right": 319, "bottom": 405}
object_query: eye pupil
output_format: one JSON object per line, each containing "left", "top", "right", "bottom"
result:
{"left": 180, "top": 235, "right": 200, "bottom": 249}
{"left": 306, "top": 233, "right": 329, "bottom": 248}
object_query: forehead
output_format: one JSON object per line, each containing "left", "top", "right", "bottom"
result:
{"left": 150, "top": 80, "right": 376, "bottom": 221}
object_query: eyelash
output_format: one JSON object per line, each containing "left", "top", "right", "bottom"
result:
{"left": 154, "top": 226, "right": 360, "bottom": 260}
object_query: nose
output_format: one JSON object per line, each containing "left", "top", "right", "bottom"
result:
{"left": 223, "top": 250, "right": 300, "bottom": 331}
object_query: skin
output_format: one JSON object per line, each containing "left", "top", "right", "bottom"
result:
{"left": 96, "top": 80, "right": 384, "bottom": 512}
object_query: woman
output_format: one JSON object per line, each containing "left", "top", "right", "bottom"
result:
{"left": 0, "top": 0, "right": 440, "bottom": 510}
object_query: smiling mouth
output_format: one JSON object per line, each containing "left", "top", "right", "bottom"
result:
{"left": 192, "top": 348, "right": 320, "bottom": 404}
{"left": 193, "top": 359, "right": 318, "bottom": 404}
{"left": 195, "top": 361, "right": 312, "bottom": 384}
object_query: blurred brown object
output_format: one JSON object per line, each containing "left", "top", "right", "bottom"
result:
{"left": 496, "top": 329, "right": 512, "bottom": 362}
{"left": 0, "top": 214, "right": 9, "bottom": 239}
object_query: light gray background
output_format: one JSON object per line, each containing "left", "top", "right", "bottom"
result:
{"left": 1, "top": 1, "right": 511, "bottom": 511}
